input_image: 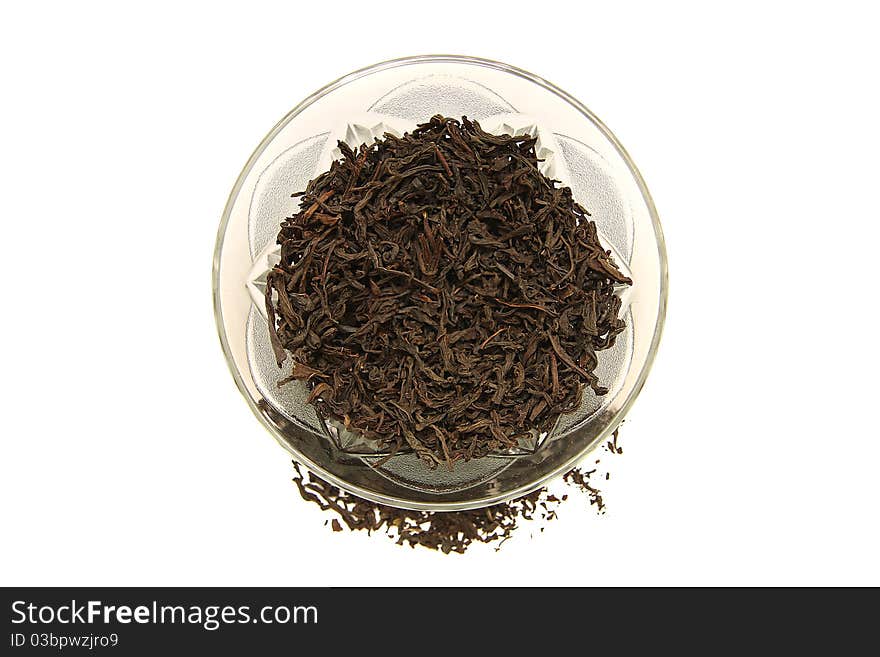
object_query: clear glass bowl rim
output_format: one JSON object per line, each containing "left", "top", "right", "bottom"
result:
{"left": 212, "top": 54, "right": 669, "bottom": 510}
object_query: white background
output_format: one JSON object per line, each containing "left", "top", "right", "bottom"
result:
{"left": 2, "top": 2, "right": 878, "bottom": 586}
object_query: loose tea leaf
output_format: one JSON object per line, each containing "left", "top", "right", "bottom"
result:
{"left": 267, "top": 116, "right": 631, "bottom": 466}
{"left": 563, "top": 467, "right": 606, "bottom": 514}
{"left": 605, "top": 427, "right": 624, "bottom": 454}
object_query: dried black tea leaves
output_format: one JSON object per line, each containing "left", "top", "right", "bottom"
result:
{"left": 605, "top": 427, "right": 624, "bottom": 455}
{"left": 291, "top": 461, "right": 563, "bottom": 554}
{"left": 292, "top": 425, "right": 624, "bottom": 553}
{"left": 267, "top": 115, "right": 631, "bottom": 466}
{"left": 563, "top": 467, "right": 606, "bottom": 514}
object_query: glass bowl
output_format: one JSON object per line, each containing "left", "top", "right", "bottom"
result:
{"left": 213, "top": 55, "right": 668, "bottom": 510}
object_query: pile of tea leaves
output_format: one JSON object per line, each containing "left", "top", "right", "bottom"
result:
{"left": 266, "top": 115, "right": 631, "bottom": 466}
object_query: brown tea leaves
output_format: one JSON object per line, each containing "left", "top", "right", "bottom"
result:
{"left": 267, "top": 116, "right": 631, "bottom": 465}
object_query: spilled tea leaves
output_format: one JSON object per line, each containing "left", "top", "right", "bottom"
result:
{"left": 291, "top": 427, "right": 625, "bottom": 553}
